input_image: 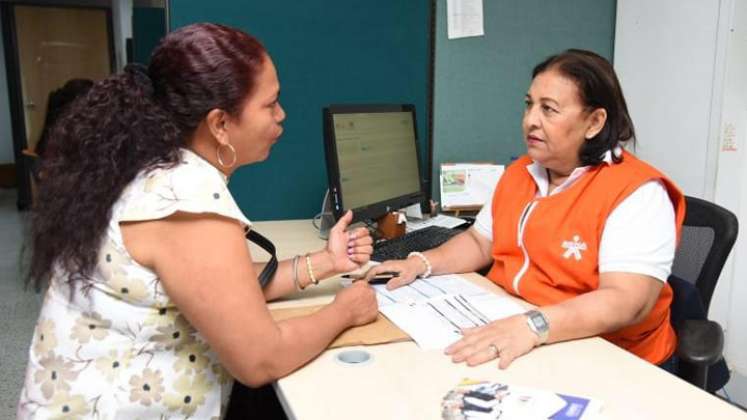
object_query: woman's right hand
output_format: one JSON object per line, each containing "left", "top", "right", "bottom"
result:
{"left": 363, "top": 257, "right": 424, "bottom": 290}
{"left": 332, "top": 280, "right": 378, "bottom": 327}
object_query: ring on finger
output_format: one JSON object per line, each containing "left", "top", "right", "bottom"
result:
{"left": 488, "top": 344, "right": 499, "bottom": 358}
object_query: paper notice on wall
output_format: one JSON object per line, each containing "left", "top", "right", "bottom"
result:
{"left": 722, "top": 122, "right": 738, "bottom": 152}
{"left": 713, "top": 111, "right": 746, "bottom": 220}
{"left": 447, "top": 0, "right": 484, "bottom": 39}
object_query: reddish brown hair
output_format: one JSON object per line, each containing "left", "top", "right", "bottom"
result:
{"left": 150, "top": 22, "right": 267, "bottom": 137}
{"left": 29, "top": 23, "right": 267, "bottom": 289}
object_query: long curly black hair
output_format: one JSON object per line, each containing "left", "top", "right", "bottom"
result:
{"left": 28, "top": 23, "right": 267, "bottom": 290}
{"left": 35, "top": 78, "right": 94, "bottom": 160}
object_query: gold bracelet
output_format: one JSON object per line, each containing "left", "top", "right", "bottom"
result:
{"left": 305, "top": 253, "right": 319, "bottom": 286}
{"left": 292, "top": 255, "right": 303, "bottom": 291}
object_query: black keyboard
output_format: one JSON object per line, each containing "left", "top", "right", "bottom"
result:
{"left": 372, "top": 225, "right": 461, "bottom": 262}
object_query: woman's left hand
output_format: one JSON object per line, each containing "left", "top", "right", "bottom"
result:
{"left": 444, "top": 314, "right": 540, "bottom": 369}
{"left": 325, "top": 210, "right": 373, "bottom": 273}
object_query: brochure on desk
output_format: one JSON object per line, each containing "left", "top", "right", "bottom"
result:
{"left": 442, "top": 379, "right": 603, "bottom": 420}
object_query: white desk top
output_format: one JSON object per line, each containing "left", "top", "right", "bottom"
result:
{"left": 251, "top": 219, "right": 746, "bottom": 420}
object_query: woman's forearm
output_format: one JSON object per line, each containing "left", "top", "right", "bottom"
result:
{"left": 258, "top": 250, "right": 338, "bottom": 301}
{"left": 240, "top": 301, "right": 352, "bottom": 386}
{"left": 539, "top": 275, "right": 661, "bottom": 344}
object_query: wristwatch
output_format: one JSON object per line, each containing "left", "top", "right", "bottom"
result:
{"left": 525, "top": 310, "right": 549, "bottom": 344}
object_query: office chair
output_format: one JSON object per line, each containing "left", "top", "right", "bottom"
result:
{"left": 669, "top": 195, "right": 738, "bottom": 391}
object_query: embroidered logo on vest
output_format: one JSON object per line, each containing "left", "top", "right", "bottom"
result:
{"left": 561, "top": 235, "right": 587, "bottom": 261}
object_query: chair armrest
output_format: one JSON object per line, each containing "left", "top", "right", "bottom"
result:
{"left": 676, "top": 319, "right": 724, "bottom": 366}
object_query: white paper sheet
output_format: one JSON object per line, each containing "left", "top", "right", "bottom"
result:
{"left": 447, "top": 0, "right": 485, "bottom": 39}
{"left": 373, "top": 274, "right": 489, "bottom": 307}
{"left": 440, "top": 163, "right": 504, "bottom": 209}
{"left": 375, "top": 275, "right": 525, "bottom": 349}
{"left": 403, "top": 202, "right": 424, "bottom": 219}
{"left": 406, "top": 214, "right": 467, "bottom": 232}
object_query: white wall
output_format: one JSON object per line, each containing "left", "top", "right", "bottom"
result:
{"left": 111, "top": 0, "right": 132, "bottom": 71}
{"left": 0, "top": 8, "right": 16, "bottom": 164}
{"left": 616, "top": 0, "right": 747, "bottom": 385}
{"left": 614, "top": 0, "right": 723, "bottom": 200}
{"left": 714, "top": 0, "right": 747, "bottom": 376}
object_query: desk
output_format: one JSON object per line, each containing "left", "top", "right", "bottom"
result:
{"left": 251, "top": 219, "right": 745, "bottom": 420}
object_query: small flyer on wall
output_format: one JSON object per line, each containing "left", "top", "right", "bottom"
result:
{"left": 441, "top": 379, "right": 603, "bottom": 420}
{"left": 440, "top": 163, "right": 504, "bottom": 211}
{"left": 446, "top": 0, "right": 485, "bottom": 39}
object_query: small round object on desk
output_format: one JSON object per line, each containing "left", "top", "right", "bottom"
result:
{"left": 335, "top": 349, "right": 373, "bottom": 366}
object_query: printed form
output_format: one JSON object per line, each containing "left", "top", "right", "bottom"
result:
{"left": 372, "top": 275, "right": 526, "bottom": 349}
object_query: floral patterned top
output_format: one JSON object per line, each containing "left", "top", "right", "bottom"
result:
{"left": 18, "top": 149, "right": 251, "bottom": 419}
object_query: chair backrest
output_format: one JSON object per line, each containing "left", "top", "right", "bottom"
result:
{"left": 671, "top": 196, "right": 738, "bottom": 312}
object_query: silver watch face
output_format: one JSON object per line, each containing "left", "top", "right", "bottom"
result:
{"left": 529, "top": 312, "right": 549, "bottom": 332}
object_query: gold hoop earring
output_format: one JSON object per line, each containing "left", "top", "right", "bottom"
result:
{"left": 216, "top": 143, "right": 237, "bottom": 168}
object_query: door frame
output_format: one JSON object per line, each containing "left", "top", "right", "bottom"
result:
{"left": 0, "top": 0, "right": 115, "bottom": 210}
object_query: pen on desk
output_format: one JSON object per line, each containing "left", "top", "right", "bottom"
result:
{"left": 342, "top": 271, "right": 400, "bottom": 285}
{"left": 341, "top": 271, "right": 400, "bottom": 279}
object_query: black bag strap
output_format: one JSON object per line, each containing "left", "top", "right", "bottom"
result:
{"left": 245, "top": 228, "right": 278, "bottom": 288}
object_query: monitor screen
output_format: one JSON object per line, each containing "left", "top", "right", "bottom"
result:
{"left": 323, "top": 104, "right": 425, "bottom": 223}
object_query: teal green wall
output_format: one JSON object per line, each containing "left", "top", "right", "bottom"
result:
{"left": 132, "top": 7, "right": 166, "bottom": 65}
{"left": 432, "top": 0, "right": 616, "bottom": 200}
{"left": 170, "top": 2, "right": 432, "bottom": 220}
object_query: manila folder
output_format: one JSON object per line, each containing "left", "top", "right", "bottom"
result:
{"left": 270, "top": 305, "right": 410, "bottom": 348}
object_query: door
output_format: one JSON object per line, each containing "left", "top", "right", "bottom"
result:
{"left": 14, "top": 5, "right": 112, "bottom": 151}
{"left": 5, "top": 4, "right": 113, "bottom": 209}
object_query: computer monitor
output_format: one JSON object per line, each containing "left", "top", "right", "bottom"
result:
{"left": 323, "top": 104, "right": 425, "bottom": 223}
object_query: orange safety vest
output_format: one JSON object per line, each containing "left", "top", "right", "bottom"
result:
{"left": 486, "top": 151, "right": 685, "bottom": 364}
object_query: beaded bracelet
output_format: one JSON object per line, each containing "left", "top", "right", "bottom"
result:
{"left": 407, "top": 251, "right": 432, "bottom": 278}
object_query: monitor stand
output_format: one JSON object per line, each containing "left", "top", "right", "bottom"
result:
{"left": 318, "top": 189, "right": 336, "bottom": 240}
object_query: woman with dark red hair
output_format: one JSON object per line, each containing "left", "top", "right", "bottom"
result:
{"left": 18, "top": 23, "right": 377, "bottom": 419}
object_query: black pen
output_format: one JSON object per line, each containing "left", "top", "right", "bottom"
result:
{"left": 341, "top": 271, "right": 401, "bottom": 285}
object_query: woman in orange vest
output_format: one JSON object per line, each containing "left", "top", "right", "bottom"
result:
{"left": 367, "top": 49, "right": 685, "bottom": 372}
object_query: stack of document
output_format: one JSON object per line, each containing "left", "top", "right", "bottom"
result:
{"left": 371, "top": 274, "right": 525, "bottom": 350}
{"left": 406, "top": 214, "right": 467, "bottom": 232}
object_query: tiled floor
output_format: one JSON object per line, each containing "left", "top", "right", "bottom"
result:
{"left": 0, "top": 188, "right": 43, "bottom": 419}
{"left": 724, "top": 371, "right": 747, "bottom": 410}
